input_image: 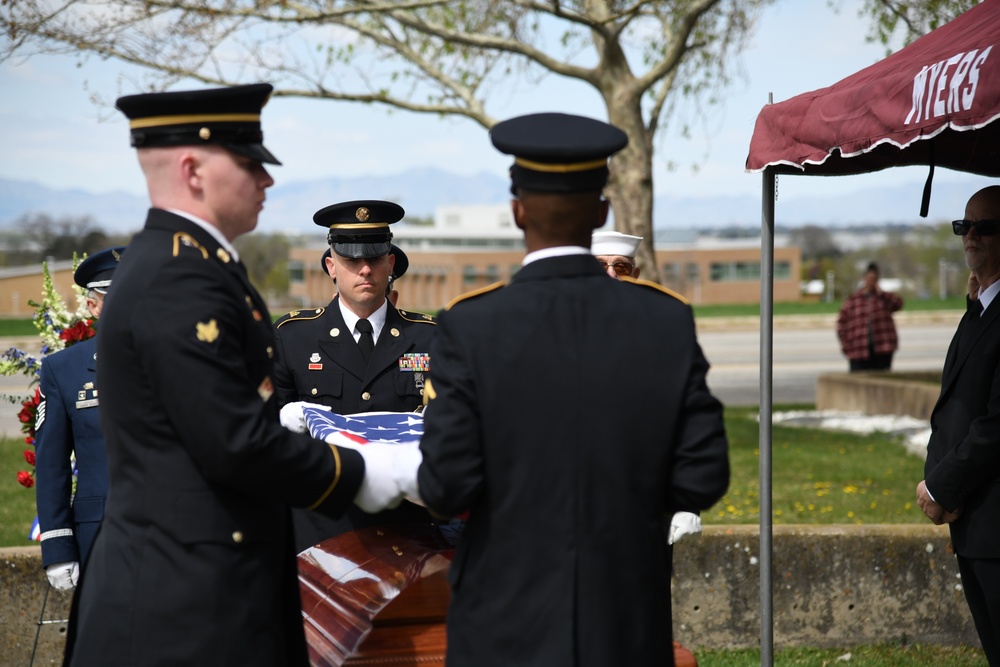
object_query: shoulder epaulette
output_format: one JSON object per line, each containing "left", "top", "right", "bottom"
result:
{"left": 619, "top": 276, "right": 689, "bottom": 304}
{"left": 172, "top": 232, "right": 208, "bottom": 259}
{"left": 275, "top": 307, "right": 326, "bottom": 329}
{"left": 445, "top": 281, "right": 505, "bottom": 311}
{"left": 397, "top": 309, "right": 437, "bottom": 324}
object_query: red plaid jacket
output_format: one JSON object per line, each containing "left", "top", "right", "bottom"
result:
{"left": 836, "top": 289, "right": 903, "bottom": 360}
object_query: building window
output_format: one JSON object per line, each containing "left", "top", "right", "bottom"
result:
{"left": 485, "top": 264, "right": 500, "bottom": 282}
{"left": 708, "top": 261, "right": 792, "bottom": 282}
{"left": 686, "top": 263, "right": 700, "bottom": 282}
{"left": 288, "top": 260, "right": 304, "bottom": 283}
{"left": 462, "top": 265, "right": 477, "bottom": 286}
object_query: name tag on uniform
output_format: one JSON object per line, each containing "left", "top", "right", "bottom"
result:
{"left": 76, "top": 386, "right": 99, "bottom": 410}
{"left": 398, "top": 353, "right": 430, "bottom": 372}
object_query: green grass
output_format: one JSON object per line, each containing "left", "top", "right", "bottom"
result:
{"left": 1, "top": 430, "right": 37, "bottom": 547}
{"left": 692, "top": 297, "right": 963, "bottom": 318}
{"left": 0, "top": 404, "right": 929, "bottom": 546}
{"left": 706, "top": 406, "right": 926, "bottom": 525}
{"left": 0, "top": 411, "right": 986, "bottom": 662}
{"left": 695, "top": 643, "right": 987, "bottom": 666}
{"left": 0, "top": 319, "right": 39, "bottom": 336}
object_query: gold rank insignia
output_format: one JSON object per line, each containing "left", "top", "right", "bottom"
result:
{"left": 217, "top": 247, "right": 231, "bottom": 263}
{"left": 196, "top": 319, "right": 220, "bottom": 343}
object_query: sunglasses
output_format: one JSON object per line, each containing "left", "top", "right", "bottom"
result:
{"left": 597, "top": 260, "right": 635, "bottom": 276}
{"left": 952, "top": 219, "right": 1000, "bottom": 236}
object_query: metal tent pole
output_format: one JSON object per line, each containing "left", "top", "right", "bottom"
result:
{"left": 759, "top": 164, "right": 775, "bottom": 667}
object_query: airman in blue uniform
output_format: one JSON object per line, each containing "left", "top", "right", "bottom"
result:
{"left": 34, "top": 246, "right": 124, "bottom": 591}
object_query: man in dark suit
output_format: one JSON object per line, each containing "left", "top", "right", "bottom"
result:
{"left": 35, "top": 246, "right": 124, "bottom": 590}
{"left": 918, "top": 185, "right": 1000, "bottom": 665}
{"left": 64, "top": 84, "right": 411, "bottom": 667}
{"left": 275, "top": 201, "right": 436, "bottom": 552}
{"left": 414, "top": 113, "right": 730, "bottom": 667}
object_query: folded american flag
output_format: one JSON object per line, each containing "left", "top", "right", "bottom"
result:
{"left": 302, "top": 408, "right": 423, "bottom": 445}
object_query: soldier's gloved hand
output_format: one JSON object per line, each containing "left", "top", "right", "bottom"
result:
{"left": 393, "top": 441, "right": 423, "bottom": 505}
{"left": 667, "top": 512, "right": 702, "bottom": 545}
{"left": 46, "top": 561, "right": 80, "bottom": 590}
{"left": 335, "top": 441, "right": 407, "bottom": 513}
{"left": 279, "top": 401, "right": 331, "bottom": 434}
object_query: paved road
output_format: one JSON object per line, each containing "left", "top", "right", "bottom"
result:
{"left": 0, "top": 312, "right": 965, "bottom": 437}
{"left": 700, "top": 312, "right": 962, "bottom": 407}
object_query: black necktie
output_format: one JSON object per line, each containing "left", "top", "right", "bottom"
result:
{"left": 969, "top": 297, "right": 983, "bottom": 316}
{"left": 356, "top": 319, "right": 374, "bottom": 363}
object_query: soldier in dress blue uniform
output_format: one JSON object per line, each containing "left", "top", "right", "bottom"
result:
{"left": 34, "top": 246, "right": 124, "bottom": 591}
{"left": 275, "top": 201, "right": 437, "bottom": 552}
{"left": 414, "top": 113, "right": 730, "bottom": 667}
{"left": 64, "top": 84, "right": 410, "bottom": 667}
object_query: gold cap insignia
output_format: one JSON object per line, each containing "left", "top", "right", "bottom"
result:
{"left": 196, "top": 319, "right": 220, "bottom": 343}
{"left": 355, "top": 207, "right": 370, "bottom": 222}
{"left": 199, "top": 127, "right": 211, "bottom": 140}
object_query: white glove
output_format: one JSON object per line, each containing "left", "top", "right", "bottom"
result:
{"left": 667, "top": 512, "right": 702, "bottom": 545}
{"left": 392, "top": 441, "right": 423, "bottom": 505}
{"left": 279, "top": 401, "right": 331, "bottom": 434}
{"left": 344, "top": 441, "right": 408, "bottom": 513}
{"left": 46, "top": 561, "right": 80, "bottom": 590}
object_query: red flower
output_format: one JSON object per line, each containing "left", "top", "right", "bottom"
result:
{"left": 17, "top": 471, "right": 34, "bottom": 489}
{"left": 59, "top": 319, "right": 96, "bottom": 345}
{"left": 23, "top": 449, "right": 36, "bottom": 466}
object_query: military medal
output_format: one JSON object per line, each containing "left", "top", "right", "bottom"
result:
{"left": 308, "top": 353, "right": 323, "bottom": 370}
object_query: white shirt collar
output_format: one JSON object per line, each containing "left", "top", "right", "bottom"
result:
{"left": 978, "top": 280, "right": 1000, "bottom": 315}
{"left": 522, "top": 245, "right": 591, "bottom": 266}
{"left": 166, "top": 209, "right": 240, "bottom": 263}
{"left": 338, "top": 297, "right": 388, "bottom": 343}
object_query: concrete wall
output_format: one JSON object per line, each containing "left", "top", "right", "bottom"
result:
{"left": 3, "top": 525, "right": 980, "bottom": 666}
{"left": 816, "top": 372, "right": 942, "bottom": 420}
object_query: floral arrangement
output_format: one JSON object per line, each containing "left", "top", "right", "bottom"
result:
{"left": 1, "top": 257, "right": 94, "bottom": 489}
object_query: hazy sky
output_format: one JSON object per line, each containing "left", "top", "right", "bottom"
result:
{"left": 0, "top": 0, "right": 994, "bottom": 204}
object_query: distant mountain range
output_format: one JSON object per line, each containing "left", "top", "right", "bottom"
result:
{"left": 0, "top": 168, "right": 977, "bottom": 234}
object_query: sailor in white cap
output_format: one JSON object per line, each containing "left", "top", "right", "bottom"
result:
{"left": 591, "top": 229, "right": 642, "bottom": 278}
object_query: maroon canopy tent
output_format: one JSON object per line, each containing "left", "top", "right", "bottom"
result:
{"left": 746, "top": 3, "right": 999, "bottom": 664}
{"left": 748, "top": 0, "right": 1000, "bottom": 182}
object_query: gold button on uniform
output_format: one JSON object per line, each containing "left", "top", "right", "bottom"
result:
{"left": 232, "top": 531, "right": 244, "bottom": 543}
{"left": 311, "top": 388, "right": 318, "bottom": 396}
{"left": 362, "top": 392, "right": 372, "bottom": 401}
{"left": 390, "top": 328, "right": 400, "bottom": 337}
{"left": 330, "top": 328, "right": 340, "bottom": 337}
{"left": 266, "top": 346, "right": 274, "bottom": 359}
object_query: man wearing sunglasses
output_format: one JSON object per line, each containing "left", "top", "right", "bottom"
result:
{"left": 591, "top": 229, "right": 642, "bottom": 278}
{"left": 918, "top": 185, "right": 1000, "bottom": 665}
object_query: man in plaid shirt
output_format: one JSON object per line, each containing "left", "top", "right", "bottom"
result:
{"left": 836, "top": 262, "right": 904, "bottom": 371}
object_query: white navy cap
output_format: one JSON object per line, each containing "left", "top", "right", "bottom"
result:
{"left": 591, "top": 230, "right": 642, "bottom": 257}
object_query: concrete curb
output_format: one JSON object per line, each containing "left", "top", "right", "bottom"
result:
{"left": 3, "top": 525, "right": 981, "bottom": 665}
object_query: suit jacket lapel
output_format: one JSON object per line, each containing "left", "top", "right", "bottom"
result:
{"left": 364, "top": 307, "right": 413, "bottom": 384}
{"left": 317, "top": 297, "right": 368, "bottom": 381}
{"left": 938, "top": 304, "right": 1000, "bottom": 403}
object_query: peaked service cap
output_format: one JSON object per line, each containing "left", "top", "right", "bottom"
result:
{"left": 490, "top": 112, "right": 628, "bottom": 193}
{"left": 116, "top": 83, "right": 281, "bottom": 165}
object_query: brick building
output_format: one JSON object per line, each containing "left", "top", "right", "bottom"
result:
{"left": 288, "top": 204, "right": 801, "bottom": 314}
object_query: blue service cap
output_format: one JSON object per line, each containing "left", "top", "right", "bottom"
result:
{"left": 74, "top": 246, "right": 126, "bottom": 292}
{"left": 116, "top": 83, "right": 281, "bottom": 165}
{"left": 315, "top": 200, "right": 404, "bottom": 259}
{"left": 490, "top": 112, "right": 628, "bottom": 193}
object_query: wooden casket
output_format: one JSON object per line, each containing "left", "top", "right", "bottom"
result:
{"left": 297, "top": 524, "right": 697, "bottom": 667}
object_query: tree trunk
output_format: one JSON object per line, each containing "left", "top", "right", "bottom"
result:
{"left": 604, "top": 94, "right": 659, "bottom": 284}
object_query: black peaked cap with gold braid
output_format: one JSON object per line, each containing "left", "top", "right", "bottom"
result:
{"left": 314, "top": 200, "right": 404, "bottom": 259}
{"left": 490, "top": 112, "right": 628, "bottom": 193}
{"left": 116, "top": 83, "right": 280, "bottom": 165}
